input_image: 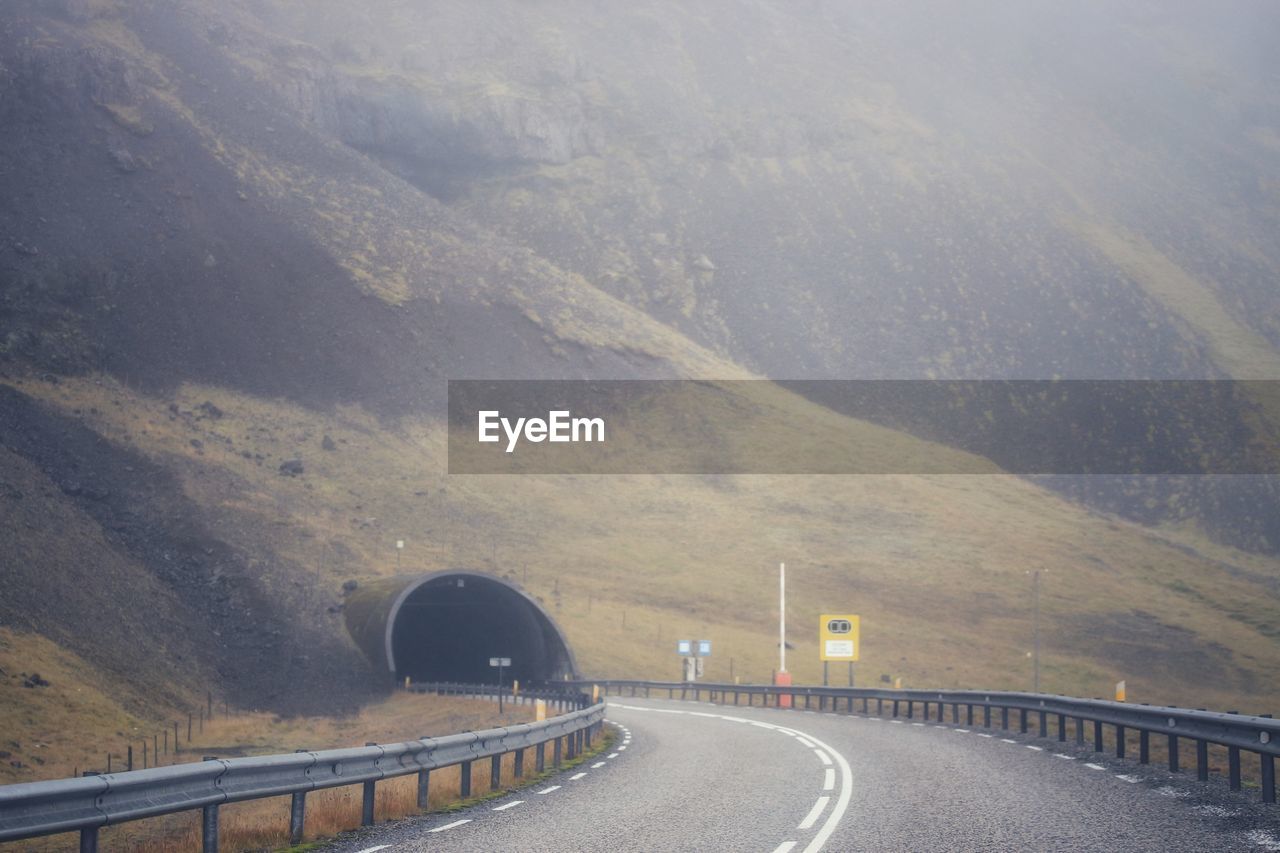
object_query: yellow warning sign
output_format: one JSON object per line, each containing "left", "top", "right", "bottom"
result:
{"left": 819, "top": 614, "right": 860, "bottom": 661}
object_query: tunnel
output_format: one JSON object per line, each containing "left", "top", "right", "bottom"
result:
{"left": 344, "top": 571, "right": 577, "bottom": 685}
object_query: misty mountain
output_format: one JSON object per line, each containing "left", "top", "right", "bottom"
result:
{"left": 1, "top": 0, "right": 1279, "bottom": 732}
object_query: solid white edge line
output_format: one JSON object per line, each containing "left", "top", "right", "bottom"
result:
{"left": 772, "top": 842, "right": 798, "bottom": 853}
{"left": 429, "top": 819, "right": 471, "bottom": 833}
{"left": 798, "top": 795, "right": 831, "bottom": 830}
{"left": 492, "top": 800, "right": 524, "bottom": 811}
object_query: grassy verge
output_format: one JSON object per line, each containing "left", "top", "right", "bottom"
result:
{"left": 11, "top": 693, "right": 539, "bottom": 851}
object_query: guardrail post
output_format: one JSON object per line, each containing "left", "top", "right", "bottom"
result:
{"left": 460, "top": 760, "right": 473, "bottom": 797}
{"left": 362, "top": 780, "right": 376, "bottom": 826}
{"left": 537, "top": 741, "right": 547, "bottom": 772}
{"left": 967, "top": 704, "right": 974, "bottom": 726}
{"left": 491, "top": 754, "right": 502, "bottom": 789}
{"left": 1019, "top": 709, "right": 1028, "bottom": 734}
{"left": 892, "top": 699, "right": 899, "bottom": 718}
{"left": 1076, "top": 718, "right": 1085, "bottom": 746}
{"left": 1167, "top": 734, "right": 1179, "bottom": 772}
{"left": 202, "top": 804, "right": 219, "bottom": 853}
{"left": 417, "top": 769, "right": 430, "bottom": 810}
{"left": 1001, "top": 707, "right": 1009, "bottom": 730}
{"left": 1139, "top": 730, "right": 1150, "bottom": 763}
{"left": 1038, "top": 710, "right": 1048, "bottom": 738}
{"left": 1194, "top": 740, "right": 1208, "bottom": 781}
{"left": 923, "top": 701, "right": 930, "bottom": 721}
{"left": 1229, "top": 746, "right": 1242, "bottom": 790}
{"left": 906, "top": 700, "right": 914, "bottom": 719}
{"left": 79, "top": 827, "right": 98, "bottom": 853}
{"left": 554, "top": 737, "right": 563, "bottom": 767}
{"left": 983, "top": 705, "right": 990, "bottom": 728}
{"left": 1263, "top": 753, "right": 1276, "bottom": 804}
{"left": 515, "top": 747, "right": 525, "bottom": 778}
{"left": 289, "top": 790, "right": 306, "bottom": 845}
{"left": 1116, "top": 725, "right": 1126, "bottom": 759}
{"left": 1057, "top": 713, "right": 1066, "bottom": 742}
{"left": 1094, "top": 720, "right": 1104, "bottom": 752}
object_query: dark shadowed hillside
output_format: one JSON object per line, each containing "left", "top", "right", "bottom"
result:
{"left": 1, "top": 0, "right": 1279, "bottom": 782}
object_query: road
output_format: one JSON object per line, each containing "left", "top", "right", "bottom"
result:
{"left": 323, "top": 696, "right": 1280, "bottom": 852}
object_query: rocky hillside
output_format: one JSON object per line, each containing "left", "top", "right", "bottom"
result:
{"left": 1, "top": 0, "right": 1279, "bottom": 768}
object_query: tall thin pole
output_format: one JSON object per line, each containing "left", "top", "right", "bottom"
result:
{"left": 779, "top": 562, "right": 787, "bottom": 673}
{"left": 1032, "top": 569, "right": 1041, "bottom": 692}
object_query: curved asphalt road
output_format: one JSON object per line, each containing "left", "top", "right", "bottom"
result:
{"left": 323, "top": 697, "right": 1280, "bottom": 852}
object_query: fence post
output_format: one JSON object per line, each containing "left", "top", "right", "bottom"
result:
{"left": 289, "top": 790, "right": 306, "bottom": 845}
{"left": 202, "top": 804, "right": 218, "bottom": 853}
{"left": 127, "top": 745, "right": 133, "bottom": 772}
{"left": 415, "top": 766, "right": 430, "bottom": 810}
{"left": 362, "top": 741, "right": 377, "bottom": 826}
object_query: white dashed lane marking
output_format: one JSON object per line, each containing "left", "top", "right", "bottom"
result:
{"left": 354, "top": 846, "right": 390, "bottom": 853}
{"left": 592, "top": 761, "right": 606, "bottom": 768}
{"left": 612, "top": 703, "right": 852, "bottom": 853}
{"left": 798, "top": 795, "right": 831, "bottom": 830}
{"left": 492, "top": 800, "right": 524, "bottom": 811}
{"left": 569, "top": 771, "right": 587, "bottom": 780}
{"left": 536, "top": 785, "right": 561, "bottom": 794}
{"left": 429, "top": 819, "right": 471, "bottom": 833}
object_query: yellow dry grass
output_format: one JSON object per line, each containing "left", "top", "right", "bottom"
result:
{"left": 7, "top": 372, "right": 1279, "bottom": 720}
{"left": 6, "top": 689, "right": 555, "bottom": 852}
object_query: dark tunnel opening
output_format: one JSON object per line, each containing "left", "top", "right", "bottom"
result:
{"left": 387, "top": 573, "right": 575, "bottom": 685}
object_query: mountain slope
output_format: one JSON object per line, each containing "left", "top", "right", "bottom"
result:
{"left": 0, "top": 0, "right": 1278, "bottom": 774}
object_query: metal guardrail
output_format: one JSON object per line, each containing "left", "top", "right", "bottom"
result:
{"left": 575, "top": 679, "right": 1280, "bottom": 804}
{"left": 0, "top": 687, "right": 604, "bottom": 852}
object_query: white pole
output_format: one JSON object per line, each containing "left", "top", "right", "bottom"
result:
{"left": 779, "top": 562, "right": 787, "bottom": 673}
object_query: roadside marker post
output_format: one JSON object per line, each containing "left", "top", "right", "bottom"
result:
{"left": 489, "top": 657, "right": 512, "bottom": 713}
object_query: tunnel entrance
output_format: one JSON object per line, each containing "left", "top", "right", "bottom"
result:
{"left": 344, "top": 571, "right": 577, "bottom": 685}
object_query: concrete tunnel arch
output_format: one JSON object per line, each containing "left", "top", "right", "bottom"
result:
{"left": 344, "top": 571, "right": 578, "bottom": 685}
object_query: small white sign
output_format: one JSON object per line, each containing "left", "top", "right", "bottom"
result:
{"left": 824, "top": 640, "right": 855, "bottom": 659}
{"left": 490, "top": 657, "right": 512, "bottom": 667}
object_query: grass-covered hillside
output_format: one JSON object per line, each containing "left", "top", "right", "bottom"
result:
{"left": 1, "top": 0, "right": 1278, "bottom": 781}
